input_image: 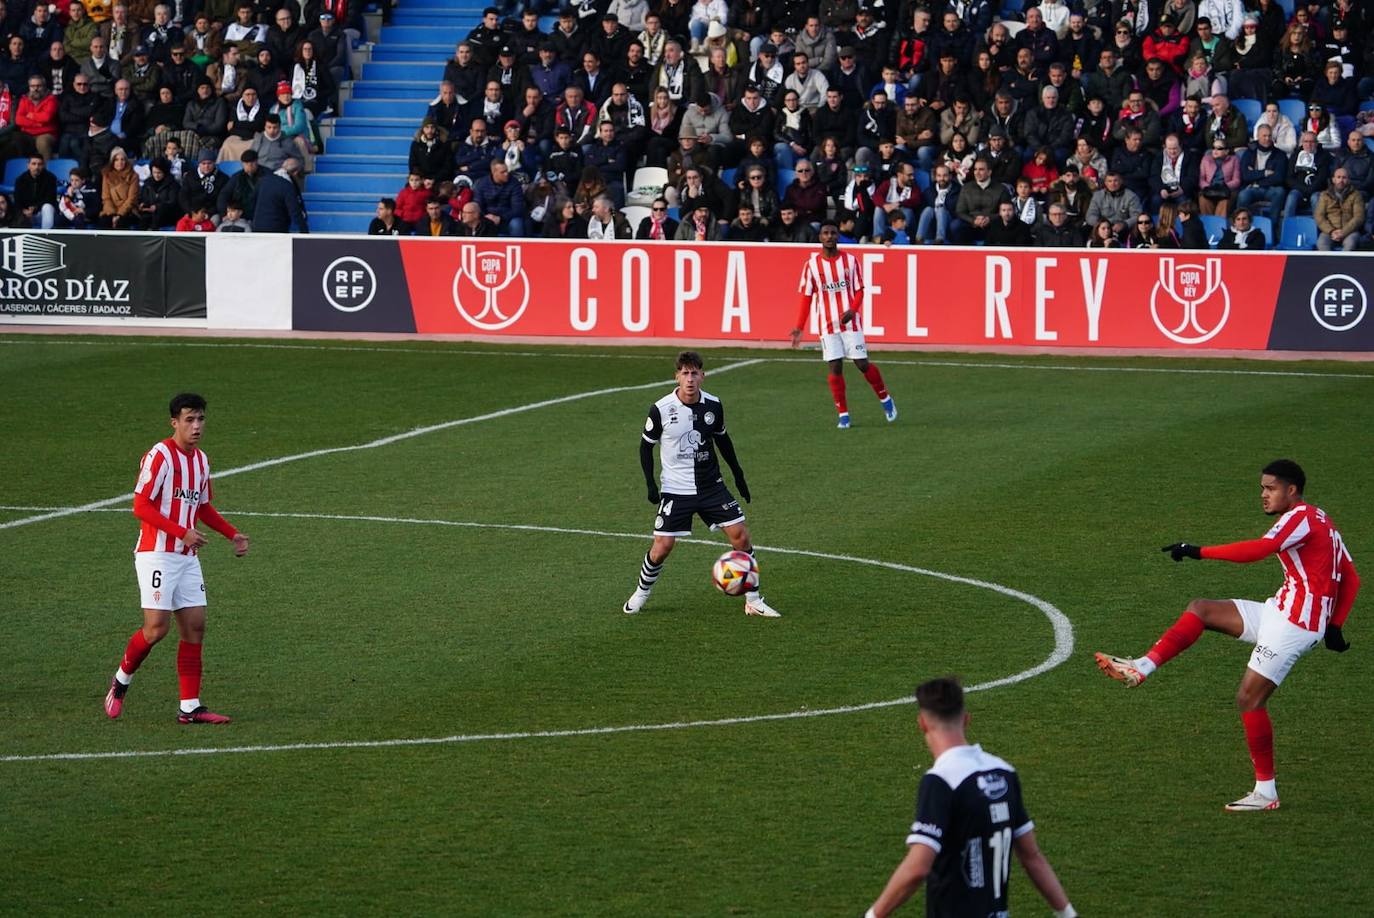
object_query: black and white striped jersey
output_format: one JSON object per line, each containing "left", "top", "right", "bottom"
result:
{"left": 642, "top": 389, "right": 727, "bottom": 496}
{"left": 905, "top": 744, "right": 1034, "bottom": 918}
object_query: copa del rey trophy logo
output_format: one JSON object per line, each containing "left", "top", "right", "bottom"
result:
{"left": 452, "top": 244, "right": 530, "bottom": 330}
{"left": 1149, "top": 256, "right": 1230, "bottom": 345}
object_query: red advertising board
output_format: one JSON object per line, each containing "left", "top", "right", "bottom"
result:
{"left": 292, "top": 238, "right": 1374, "bottom": 351}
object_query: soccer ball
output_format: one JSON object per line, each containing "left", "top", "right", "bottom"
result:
{"left": 711, "top": 550, "right": 759, "bottom": 596}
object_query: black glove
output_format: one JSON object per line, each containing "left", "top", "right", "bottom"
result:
{"left": 646, "top": 483, "right": 660, "bottom": 504}
{"left": 735, "top": 477, "right": 751, "bottom": 504}
{"left": 1162, "top": 542, "right": 1203, "bottom": 562}
{"left": 1325, "top": 624, "right": 1350, "bottom": 653}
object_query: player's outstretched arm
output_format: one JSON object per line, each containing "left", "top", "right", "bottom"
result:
{"left": 1012, "top": 830, "right": 1076, "bottom": 917}
{"left": 640, "top": 440, "right": 660, "bottom": 504}
{"left": 713, "top": 431, "right": 750, "bottom": 503}
{"left": 866, "top": 843, "right": 935, "bottom": 918}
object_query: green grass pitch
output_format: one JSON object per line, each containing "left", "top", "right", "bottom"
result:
{"left": 1, "top": 334, "right": 1371, "bottom": 916}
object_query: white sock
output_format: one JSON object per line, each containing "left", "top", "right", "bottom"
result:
{"left": 180, "top": 698, "right": 201, "bottom": 714}
{"left": 115, "top": 668, "right": 133, "bottom": 686}
{"left": 1133, "top": 657, "right": 1157, "bottom": 677}
{"left": 745, "top": 590, "right": 761, "bottom": 602}
{"left": 1255, "top": 778, "right": 1277, "bottom": 798}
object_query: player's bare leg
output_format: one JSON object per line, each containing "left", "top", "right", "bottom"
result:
{"left": 853, "top": 357, "right": 896, "bottom": 421}
{"left": 1095, "top": 598, "right": 1244, "bottom": 686}
{"left": 826, "top": 358, "right": 850, "bottom": 428}
{"left": 172, "top": 605, "right": 230, "bottom": 724}
{"left": 105, "top": 609, "right": 173, "bottom": 719}
{"left": 1226, "top": 669, "right": 1281, "bottom": 811}
{"left": 625, "top": 535, "right": 676, "bottom": 614}
{"left": 723, "top": 522, "right": 780, "bottom": 618}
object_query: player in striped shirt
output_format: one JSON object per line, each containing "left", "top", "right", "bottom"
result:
{"left": 788, "top": 221, "right": 897, "bottom": 429}
{"left": 1096, "top": 460, "right": 1360, "bottom": 812}
{"left": 104, "top": 393, "right": 250, "bottom": 724}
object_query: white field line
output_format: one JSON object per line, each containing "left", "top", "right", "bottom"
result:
{"left": 2, "top": 336, "right": 1370, "bottom": 379}
{"left": 0, "top": 360, "right": 763, "bottom": 532}
{"left": 0, "top": 509, "right": 1073, "bottom": 764}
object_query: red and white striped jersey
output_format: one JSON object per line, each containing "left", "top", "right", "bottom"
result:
{"left": 1264, "top": 504, "right": 1353, "bottom": 631}
{"left": 133, "top": 438, "right": 213, "bottom": 554}
{"left": 796, "top": 250, "right": 864, "bottom": 335}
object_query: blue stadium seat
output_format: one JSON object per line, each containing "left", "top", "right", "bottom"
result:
{"left": 1251, "top": 215, "right": 1274, "bottom": 247}
{"left": 1277, "top": 99, "right": 1306, "bottom": 128}
{"left": 0, "top": 157, "right": 28, "bottom": 193}
{"left": 1337, "top": 115, "right": 1356, "bottom": 139}
{"left": 775, "top": 168, "right": 795, "bottom": 198}
{"left": 719, "top": 167, "right": 736, "bottom": 187}
{"left": 1274, "top": 0, "right": 1295, "bottom": 15}
{"left": 1231, "top": 98, "right": 1262, "bottom": 126}
{"left": 1001, "top": 0, "right": 1025, "bottom": 13}
{"left": 1199, "top": 214, "right": 1227, "bottom": 246}
{"left": 913, "top": 168, "right": 931, "bottom": 194}
{"left": 1360, "top": 100, "right": 1374, "bottom": 113}
{"left": 47, "top": 157, "right": 80, "bottom": 182}
{"left": 1279, "top": 215, "right": 1316, "bottom": 250}
{"left": 219, "top": 160, "right": 244, "bottom": 176}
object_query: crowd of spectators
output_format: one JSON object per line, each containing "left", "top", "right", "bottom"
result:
{"left": 373, "top": 0, "right": 1374, "bottom": 251}
{"left": 0, "top": 0, "right": 359, "bottom": 232}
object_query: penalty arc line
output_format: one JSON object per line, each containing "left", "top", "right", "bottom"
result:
{"left": 0, "top": 509, "right": 1074, "bottom": 764}
{"left": 0, "top": 360, "right": 764, "bottom": 532}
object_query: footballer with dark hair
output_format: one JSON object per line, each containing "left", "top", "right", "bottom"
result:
{"left": 1096, "top": 459, "right": 1360, "bottom": 811}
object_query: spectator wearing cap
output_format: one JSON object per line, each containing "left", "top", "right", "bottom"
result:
{"left": 216, "top": 148, "right": 261, "bottom": 217}
{"left": 64, "top": 2, "right": 99, "bottom": 64}
{"left": 488, "top": 43, "right": 530, "bottom": 109}
{"left": 840, "top": 160, "right": 877, "bottom": 239}
{"left": 827, "top": 44, "right": 871, "bottom": 112}
{"left": 634, "top": 195, "right": 678, "bottom": 239}
{"left": 687, "top": 0, "right": 728, "bottom": 52}
{"left": 746, "top": 42, "right": 786, "bottom": 106}
{"left": 252, "top": 156, "right": 307, "bottom": 233}
{"left": 453, "top": 117, "right": 498, "bottom": 177}
{"left": 590, "top": 13, "right": 631, "bottom": 67}
{"left": 674, "top": 201, "right": 721, "bottom": 240}
{"left": 410, "top": 119, "right": 451, "bottom": 180}
{"left": 305, "top": 9, "right": 347, "bottom": 88}
{"left": 98, "top": 3, "right": 135, "bottom": 65}
{"left": 550, "top": 7, "right": 588, "bottom": 66}
{"left": 466, "top": 7, "right": 504, "bottom": 70}
{"left": 271, "top": 79, "right": 316, "bottom": 169}
{"left": 442, "top": 43, "right": 485, "bottom": 107}
{"left": 81, "top": 35, "right": 120, "bottom": 96}
{"left": 139, "top": 4, "right": 182, "bottom": 67}
{"left": 476, "top": 78, "right": 514, "bottom": 133}
{"left": 497, "top": 117, "right": 537, "bottom": 182}
{"left": 181, "top": 146, "right": 227, "bottom": 220}
{"left": 847, "top": 5, "right": 889, "bottom": 75}
{"left": 531, "top": 42, "right": 572, "bottom": 103}
{"left": 473, "top": 158, "right": 526, "bottom": 236}
{"left": 184, "top": 77, "right": 229, "bottom": 150}
{"left": 125, "top": 44, "right": 161, "bottom": 102}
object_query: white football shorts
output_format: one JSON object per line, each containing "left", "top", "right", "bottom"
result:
{"left": 1231, "top": 597, "right": 1322, "bottom": 686}
{"left": 820, "top": 329, "right": 868, "bottom": 362}
{"left": 134, "top": 551, "right": 207, "bottom": 611}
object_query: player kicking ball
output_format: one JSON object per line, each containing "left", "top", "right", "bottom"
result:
{"left": 1096, "top": 460, "right": 1359, "bottom": 811}
{"left": 789, "top": 221, "right": 895, "bottom": 429}
{"left": 104, "top": 393, "right": 249, "bottom": 724}
{"left": 624, "top": 351, "right": 780, "bottom": 618}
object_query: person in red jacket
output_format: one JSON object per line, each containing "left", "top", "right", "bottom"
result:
{"left": 1096, "top": 460, "right": 1360, "bottom": 813}
{"left": 15, "top": 75, "right": 59, "bottom": 159}
{"left": 175, "top": 201, "right": 215, "bottom": 231}
{"left": 393, "top": 171, "right": 431, "bottom": 225}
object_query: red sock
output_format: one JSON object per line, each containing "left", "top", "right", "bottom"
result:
{"left": 861, "top": 363, "right": 889, "bottom": 400}
{"left": 827, "top": 373, "right": 848, "bottom": 414}
{"left": 1145, "top": 611, "right": 1205, "bottom": 667}
{"left": 1241, "top": 709, "right": 1275, "bottom": 781}
{"left": 177, "top": 641, "right": 203, "bottom": 703}
{"left": 119, "top": 629, "right": 154, "bottom": 675}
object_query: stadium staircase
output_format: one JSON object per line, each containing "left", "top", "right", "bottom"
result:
{"left": 307, "top": 1, "right": 491, "bottom": 233}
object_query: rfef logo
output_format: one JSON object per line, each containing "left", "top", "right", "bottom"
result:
{"left": 1150, "top": 257, "right": 1230, "bottom": 344}
{"left": 1309, "top": 274, "right": 1367, "bottom": 332}
{"left": 321, "top": 256, "right": 377, "bottom": 313}
{"left": 453, "top": 244, "right": 530, "bottom": 330}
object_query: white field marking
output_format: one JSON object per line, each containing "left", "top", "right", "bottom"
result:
{"left": 3, "top": 336, "right": 1370, "bottom": 379}
{"left": 0, "top": 509, "right": 1072, "bottom": 764}
{"left": 0, "top": 360, "right": 764, "bottom": 532}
